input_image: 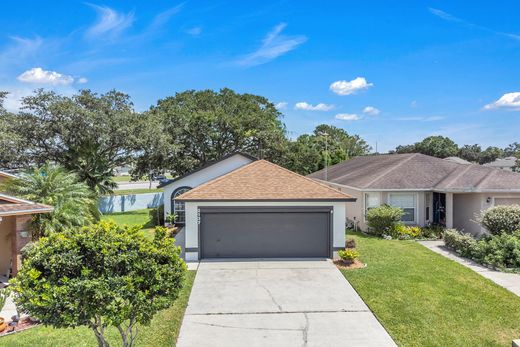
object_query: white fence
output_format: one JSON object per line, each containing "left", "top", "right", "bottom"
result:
{"left": 99, "top": 192, "right": 164, "bottom": 213}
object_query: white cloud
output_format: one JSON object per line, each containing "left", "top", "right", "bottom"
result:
{"left": 150, "top": 4, "right": 184, "bottom": 30}
{"left": 86, "top": 4, "right": 134, "bottom": 39}
{"left": 363, "top": 106, "right": 380, "bottom": 116}
{"left": 17, "top": 67, "right": 74, "bottom": 85}
{"left": 410, "top": 100, "right": 418, "bottom": 108}
{"left": 335, "top": 113, "right": 360, "bottom": 121}
{"left": 295, "top": 102, "right": 334, "bottom": 111}
{"left": 186, "top": 27, "right": 202, "bottom": 36}
{"left": 275, "top": 102, "right": 288, "bottom": 110}
{"left": 330, "top": 77, "right": 373, "bottom": 95}
{"left": 237, "top": 23, "right": 307, "bottom": 67}
{"left": 484, "top": 92, "right": 520, "bottom": 111}
{"left": 77, "top": 77, "right": 88, "bottom": 84}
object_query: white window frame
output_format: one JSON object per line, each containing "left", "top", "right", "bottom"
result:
{"left": 388, "top": 192, "right": 417, "bottom": 224}
{"left": 364, "top": 192, "right": 381, "bottom": 221}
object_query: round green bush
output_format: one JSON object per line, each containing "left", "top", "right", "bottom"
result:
{"left": 366, "top": 204, "right": 404, "bottom": 236}
{"left": 478, "top": 205, "right": 520, "bottom": 235}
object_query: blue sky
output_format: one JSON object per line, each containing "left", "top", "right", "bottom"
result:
{"left": 1, "top": 1, "right": 519, "bottom": 152}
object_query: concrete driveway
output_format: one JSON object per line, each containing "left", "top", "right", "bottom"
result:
{"left": 177, "top": 260, "right": 395, "bottom": 347}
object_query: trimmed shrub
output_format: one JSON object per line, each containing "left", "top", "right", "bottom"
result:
{"left": 472, "top": 231, "right": 520, "bottom": 269}
{"left": 443, "top": 229, "right": 477, "bottom": 258}
{"left": 366, "top": 205, "right": 404, "bottom": 236}
{"left": 392, "top": 224, "right": 422, "bottom": 239}
{"left": 478, "top": 205, "right": 520, "bottom": 235}
{"left": 338, "top": 249, "right": 359, "bottom": 263}
{"left": 149, "top": 204, "right": 165, "bottom": 226}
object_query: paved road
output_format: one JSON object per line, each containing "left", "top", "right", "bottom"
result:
{"left": 115, "top": 181, "right": 159, "bottom": 190}
{"left": 177, "top": 260, "right": 396, "bottom": 347}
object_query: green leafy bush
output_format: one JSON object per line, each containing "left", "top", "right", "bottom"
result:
{"left": 0, "top": 287, "right": 10, "bottom": 312}
{"left": 472, "top": 231, "right": 520, "bottom": 269}
{"left": 12, "top": 220, "right": 186, "bottom": 347}
{"left": 149, "top": 204, "right": 165, "bottom": 226}
{"left": 392, "top": 224, "right": 422, "bottom": 239}
{"left": 421, "top": 225, "right": 445, "bottom": 239}
{"left": 478, "top": 205, "right": 520, "bottom": 235}
{"left": 444, "top": 229, "right": 520, "bottom": 270}
{"left": 366, "top": 205, "right": 404, "bottom": 236}
{"left": 443, "top": 229, "right": 477, "bottom": 258}
{"left": 338, "top": 249, "right": 359, "bottom": 263}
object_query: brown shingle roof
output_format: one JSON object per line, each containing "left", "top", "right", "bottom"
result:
{"left": 307, "top": 153, "right": 520, "bottom": 192}
{"left": 176, "top": 160, "right": 355, "bottom": 201}
{"left": 0, "top": 194, "right": 53, "bottom": 216}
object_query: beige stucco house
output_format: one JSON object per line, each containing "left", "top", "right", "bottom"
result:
{"left": 308, "top": 153, "right": 520, "bottom": 238}
{"left": 0, "top": 171, "right": 52, "bottom": 283}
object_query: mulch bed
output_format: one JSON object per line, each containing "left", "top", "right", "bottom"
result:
{"left": 334, "top": 259, "right": 366, "bottom": 270}
{"left": 0, "top": 317, "right": 39, "bottom": 337}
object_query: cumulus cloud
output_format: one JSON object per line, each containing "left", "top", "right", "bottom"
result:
{"left": 330, "top": 77, "right": 373, "bottom": 95}
{"left": 237, "top": 23, "right": 306, "bottom": 67}
{"left": 484, "top": 92, "right": 520, "bottom": 111}
{"left": 86, "top": 4, "right": 134, "bottom": 39}
{"left": 77, "top": 77, "right": 88, "bottom": 84}
{"left": 335, "top": 113, "right": 360, "bottom": 121}
{"left": 17, "top": 67, "right": 74, "bottom": 85}
{"left": 275, "top": 102, "right": 288, "bottom": 110}
{"left": 363, "top": 106, "right": 380, "bottom": 116}
{"left": 295, "top": 102, "right": 334, "bottom": 111}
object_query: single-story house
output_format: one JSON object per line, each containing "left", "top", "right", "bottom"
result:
{"left": 0, "top": 193, "right": 52, "bottom": 280}
{"left": 307, "top": 153, "right": 520, "bottom": 237}
{"left": 160, "top": 153, "right": 355, "bottom": 261}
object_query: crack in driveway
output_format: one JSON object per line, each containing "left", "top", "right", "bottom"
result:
{"left": 191, "top": 320, "right": 303, "bottom": 332}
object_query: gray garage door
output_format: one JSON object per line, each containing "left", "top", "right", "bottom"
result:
{"left": 200, "top": 207, "right": 331, "bottom": 259}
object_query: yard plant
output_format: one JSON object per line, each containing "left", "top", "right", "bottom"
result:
{"left": 11, "top": 221, "right": 186, "bottom": 347}
{"left": 338, "top": 249, "right": 359, "bottom": 264}
{"left": 478, "top": 204, "right": 520, "bottom": 235}
{"left": 366, "top": 204, "right": 404, "bottom": 236}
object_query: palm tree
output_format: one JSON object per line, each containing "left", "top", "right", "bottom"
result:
{"left": 2, "top": 163, "right": 99, "bottom": 237}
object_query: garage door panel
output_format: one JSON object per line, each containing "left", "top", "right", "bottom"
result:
{"left": 201, "top": 209, "right": 330, "bottom": 258}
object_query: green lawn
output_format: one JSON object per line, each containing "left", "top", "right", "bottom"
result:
{"left": 100, "top": 209, "right": 156, "bottom": 239}
{"left": 342, "top": 232, "right": 520, "bottom": 347}
{"left": 1, "top": 271, "right": 195, "bottom": 346}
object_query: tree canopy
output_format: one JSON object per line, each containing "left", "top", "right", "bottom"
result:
{"left": 7, "top": 89, "right": 140, "bottom": 194}
{"left": 284, "top": 124, "right": 371, "bottom": 175}
{"left": 132, "top": 88, "right": 288, "bottom": 178}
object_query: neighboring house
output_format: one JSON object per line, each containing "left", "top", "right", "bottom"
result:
{"left": 444, "top": 157, "right": 472, "bottom": 165}
{"left": 308, "top": 153, "right": 520, "bottom": 238}
{"left": 484, "top": 156, "right": 518, "bottom": 172}
{"left": 0, "top": 193, "right": 52, "bottom": 279}
{"left": 161, "top": 153, "right": 354, "bottom": 261}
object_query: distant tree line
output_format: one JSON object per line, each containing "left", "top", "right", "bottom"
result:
{"left": 0, "top": 88, "right": 370, "bottom": 194}
{"left": 392, "top": 135, "right": 520, "bottom": 168}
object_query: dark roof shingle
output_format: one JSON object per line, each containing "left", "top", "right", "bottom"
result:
{"left": 307, "top": 153, "right": 520, "bottom": 192}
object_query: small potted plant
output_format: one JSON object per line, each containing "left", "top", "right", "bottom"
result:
{"left": 0, "top": 287, "right": 10, "bottom": 333}
{"left": 338, "top": 249, "right": 359, "bottom": 266}
{"left": 165, "top": 213, "right": 178, "bottom": 234}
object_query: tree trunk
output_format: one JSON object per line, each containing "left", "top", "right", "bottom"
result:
{"left": 91, "top": 317, "right": 110, "bottom": 347}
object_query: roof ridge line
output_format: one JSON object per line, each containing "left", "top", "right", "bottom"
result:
{"left": 362, "top": 153, "right": 419, "bottom": 189}
{"left": 176, "top": 159, "right": 260, "bottom": 198}
{"left": 433, "top": 163, "right": 473, "bottom": 189}
{"left": 261, "top": 160, "right": 351, "bottom": 198}
{"left": 475, "top": 168, "right": 497, "bottom": 188}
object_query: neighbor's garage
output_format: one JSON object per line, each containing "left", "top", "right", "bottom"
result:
{"left": 199, "top": 207, "right": 331, "bottom": 258}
